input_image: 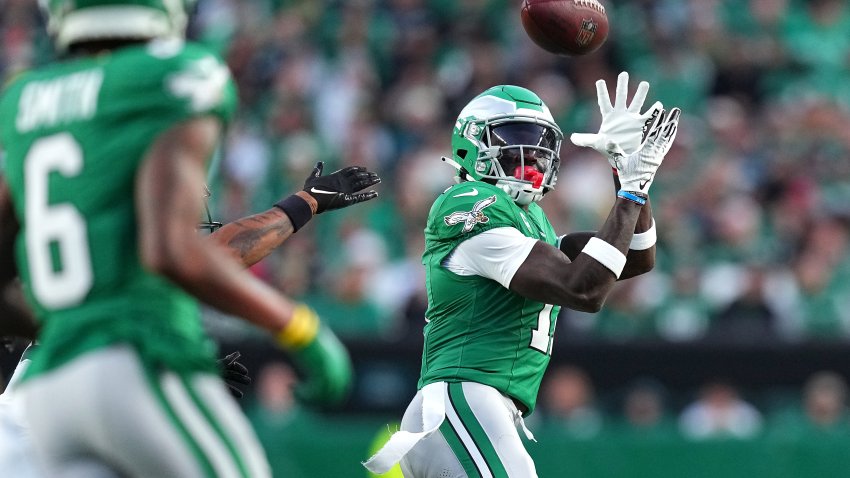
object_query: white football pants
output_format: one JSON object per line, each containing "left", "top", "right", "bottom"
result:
{"left": 399, "top": 381, "right": 537, "bottom": 478}
{"left": 19, "top": 344, "right": 271, "bottom": 478}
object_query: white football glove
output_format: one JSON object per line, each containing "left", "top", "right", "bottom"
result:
{"left": 613, "top": 107, "right": 681, "bottom": 194}
{"left": 570, "top": 71, "right": 664, "bottom": 163}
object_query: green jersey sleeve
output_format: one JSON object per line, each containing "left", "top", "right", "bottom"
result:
{"left": 424, "top": 181, "right": 559, "bottom": 265}
{"left": 111, "top": 40, "right": 237, "bottom": 127}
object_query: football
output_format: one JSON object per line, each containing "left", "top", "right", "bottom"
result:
{"left": 521, "top": 0, "right": 609, "bottom": 56}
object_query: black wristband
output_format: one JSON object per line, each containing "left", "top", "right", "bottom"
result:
{"left": 274, "top": 195, "right": 313, "bottom": 232}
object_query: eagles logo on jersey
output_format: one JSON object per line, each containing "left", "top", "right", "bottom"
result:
{"left": 443, "top": 195, "right": 497, "bottom": 233}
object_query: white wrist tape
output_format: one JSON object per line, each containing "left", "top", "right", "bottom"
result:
{"left": 629, "top": 218, "right": 656, "bottom": 251}
{"left": 582, "top": 237, "right": 626, "bottom": 278}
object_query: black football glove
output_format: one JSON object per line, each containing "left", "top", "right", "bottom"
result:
{"left": 302, "top": 161, "right": 381, "bottom": 214}
{"left": 217, "top": 351, "right": 251, "bottom": 399}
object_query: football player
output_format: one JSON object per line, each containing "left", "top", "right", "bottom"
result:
{"left": 0, "top": 161, "right": 377, "bottom": 477}
{"left": 0, "top": 1, "right": 379, "bottom": 477}
{"left": 365, "top": 73, "right": 680, "bottom": 477}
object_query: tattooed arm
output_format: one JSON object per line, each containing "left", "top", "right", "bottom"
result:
{"left": 206, "top": 162, "right": 380, "bottom": 269}
{"left": 207, "top": 208, "right": 296, "bottom": 268}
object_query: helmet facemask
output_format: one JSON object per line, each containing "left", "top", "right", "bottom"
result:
{"left": 465, "top": 115, "right": 562, "bottom": 206}
{"left": 446, "top": 85, "right": 564, "bottom": 206}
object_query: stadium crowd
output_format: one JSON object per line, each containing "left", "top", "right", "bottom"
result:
{"left": 2, "top": 0, "right": 850, "bottom": 475}
{"left": 3, "top": 0, "right": 848, "bottom": 343}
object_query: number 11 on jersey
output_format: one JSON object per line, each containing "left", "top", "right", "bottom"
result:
{"left": 530, "top": 304, "right": 555, "bottom": 354}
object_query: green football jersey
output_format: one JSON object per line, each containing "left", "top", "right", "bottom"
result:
{"left": 419, "top": 181, "right": 561, "bottom": 415}
{"left": 0, "top": 40, "right": 237, "bottom": 379}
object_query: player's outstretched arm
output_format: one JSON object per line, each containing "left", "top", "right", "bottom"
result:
{"left": 511, "top": 109, "right": 679, "bottom": 311}
{"left": 510, "top": 198, "right": 643, "bottom": 312}
{"left": 137, "top": 117, "right": 351, "bottom": 405}
{"left": 207, "top": 207, "right": 296, "bottom": 268}
{"left": 207, "top": 162, "right": 380, "bottom": 268}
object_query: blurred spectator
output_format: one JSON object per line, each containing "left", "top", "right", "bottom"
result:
{"left": 615, "top": 378, "right": 675, "bottom": 439}
{"left": 679, "top": 380, "right": 763, "bottom": 440}
{"left": 622, "top": 379, "right": 668, "bottom": 429}
{"left": 653, "top": 266, "right": 711, "bottom": 342}
{"left": 802, "top": 371, "right": 849, "bottom": 432}
{"left": 770, "top": 370, "right": 850, "bottom": 438}
{"left": 708, "top": 262, "right": 781, "bottom": 343}
{"left": 788, "top": 217, "right": 850, "bottom": 339}
{"left": 247, "top": 361, "right": 299, "bottom": 428}
{"left": 538, "top": 365, "right": 603, "bottom": 439}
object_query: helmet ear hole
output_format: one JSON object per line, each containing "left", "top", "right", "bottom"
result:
{"left": 457, "top": 149, "right": 468, "bottom": 159}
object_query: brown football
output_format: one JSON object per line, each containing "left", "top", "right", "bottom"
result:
{"left": 521, "top": 0, "right": 609, "bottom": 56}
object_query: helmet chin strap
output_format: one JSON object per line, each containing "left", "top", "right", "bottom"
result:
{"left": 441, "top": 156, "right": 475, "bottom": 182}
{"left": 497, "top": 180, "right": 543, "bottom": 206}
{"left": 441, "top": 156, "right": 545, "bottom": 204}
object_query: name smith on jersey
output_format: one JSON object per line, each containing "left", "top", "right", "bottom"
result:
{"left": 16, "top": 69, "right": 103, "bottom": 133}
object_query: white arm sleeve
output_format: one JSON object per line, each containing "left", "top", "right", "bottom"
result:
{"left": 443, "top": 227, "right": 539, "bottom": 289}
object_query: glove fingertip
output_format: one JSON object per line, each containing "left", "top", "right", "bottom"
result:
{"left": 569, "top": 133, "right": 590, "bottom": 146}
{"left": 351, "top": 192, "right": 377, "bottom": 205}
{"left": 649, "top": 101, "right": 664, "bottom": 114}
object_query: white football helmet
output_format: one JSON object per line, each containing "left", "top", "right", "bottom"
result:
{"left": 446, "top": 85, "right": 564, "bottom": 206}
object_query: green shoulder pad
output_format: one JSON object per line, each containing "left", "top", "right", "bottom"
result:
{"left": 110, "top": 40, "right": 237, "bottom": 125}
{"left": 425, "top": 182, "right": 526, "bottom": 242}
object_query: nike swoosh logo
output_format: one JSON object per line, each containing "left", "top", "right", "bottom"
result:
{"left": 639, "top": 180, "right": 649, "bottom": 189}
{"left": 310, "top": 187, "right": 337, "bottom": 195}
{"left": 453, "top": 188, "right": 479, "bottom": 197}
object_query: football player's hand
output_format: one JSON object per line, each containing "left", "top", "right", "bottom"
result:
{"left": 217, "top": 351, "right": 252, "bottom": 399}
{"left": 613, "top": 107, "right": 681, "bottom": 195}
{"left": 570, "top": 71, "right": 664, "bottom": 165}
{"left": 290, "top": 324, "right": 353, "bottom": 407}
{"left": 302, "top": 161, "right": 380, "bottom": 214}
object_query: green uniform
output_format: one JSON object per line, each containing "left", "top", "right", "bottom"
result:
{"left": 0, "top": 40, "right": 237, "bottom": 380}
{"left": 418, "top": 181, "right": 560, "bottom": 415}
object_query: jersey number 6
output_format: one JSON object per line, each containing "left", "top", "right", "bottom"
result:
{"left": 24, "top": 133, "right": 93, "bottom": 309}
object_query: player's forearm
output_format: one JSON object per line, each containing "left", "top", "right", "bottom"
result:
{"left": 564, "top": 198, "right": 643, "bottom": 303}
{"left": 513, "top": 199, "right": 642, "bottom": 311}
{"left": 158, "top": 241, "right": 298, "bottom": 334}
{"left": 620, "top": 198, "right": 655, "bottom": 279}
{"left": 138, "top": 117, "right": 300, "bottom": 336}
{"left": 207, "top": 208, "right": 295, "bottom": 268}
{"left": 558, "top": 200, "right": 654, "bottom": 280}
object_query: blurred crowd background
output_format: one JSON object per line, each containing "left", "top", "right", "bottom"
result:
{"left": 3, "top": 0, "right": 850, "bottom": 475}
